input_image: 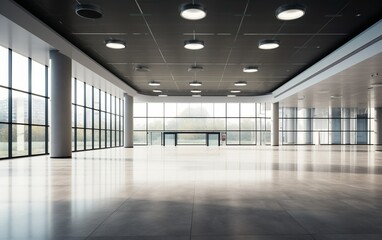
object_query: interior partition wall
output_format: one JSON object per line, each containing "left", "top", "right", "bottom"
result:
{"left": 0, "top": 46, "right": 49, "bottom": 159}
{"left": 280, "top": 107, "right": 373, "bottom": 145}
{"left": 71, "top": 78, "right": 123, "bottom": 152}
{"left": 133, "top": 102, "right": 271, "bottom": 146}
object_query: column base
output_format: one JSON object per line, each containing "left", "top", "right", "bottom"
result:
{"left": 124, "top": 146, "right": 134, "bottom": 148}
{"left": 50, "top": 155, "right": 72, "bottom": 159}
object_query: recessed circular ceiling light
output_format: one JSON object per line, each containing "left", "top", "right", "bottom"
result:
{"left": 192, "top": 94, "right": 202, "bottom": 97}
{"left": 330, "top": 95, "right": 342, "bottom": 99}
{"left": 234, "top": 81, "right": 247, "bottom": 86}
{"left": 243, "top": 66, "right": 259, "bottom": 73}
{"left": 180, "top": 2, "right": 207, "bottom": 20}
{"left": 184, "top": 39, "right": 204, "bottom": 50}
{"left": 148, "top": 81, "right": 160, "bottom": 86}
{"left": 153, "top": 89, "right": 162, "bottom": 93}
{"left": 188, "top": 65, "right": 204, "bottom": 72}
{"left": 258, "top": 39, "right": 280, "bottom": 50}
{"left": 276, "top": 3, "right": 306, "bottom": 21}
{"left": 227, "top": 95, "right": 236, "bottom": 97}
{"left": 191, "top": 89, "right": 202, "bottom": 93}
{"left": 135, "top": 65, "right": 150, "bottom": 72}
{"left": 105, "top": 39, "right": 126, "bottom": 49}
{"left": 230, "top": 90, "right": 241, "bottom": 93}
{"left": 75, "top": 3, "right": 103, "bottom": 19}
{"left": 189, "top": 81, "right": 202, "bottom": 87}
{"left": 158, "top": 94, "right": 168, "bottom": 97}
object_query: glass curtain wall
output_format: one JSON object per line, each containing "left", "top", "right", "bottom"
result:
{"left": 133, "top": 102, "right": 271, "bottom": 146}
{"left": 72, "top": 79, "right": 123, "bottom": 151}
{"left": 0, "top": 46, "right": 49, "bottom": 159}
{"left": 280, "top": 107, "right": 373, "bottom": 145}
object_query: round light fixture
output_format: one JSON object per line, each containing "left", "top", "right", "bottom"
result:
{"left": 148, "top": 81, "right": 160, "bottom": 86}
{"left": 153, "top": 89, "right": 162, "bottom": 93}
{"left": 192, "top": 94, "right": 201, "bottom": 97}
{"left": 180, "top": 2, "right": 207, "bottom": 20}
{"left": 158, "top": 94, "right": 168, "bottom": 97}
{"left": 258, "top": 39, "right": 280, "bottom": 50}
{"left": 189, "top": 81, "right": 202, "bottom": 87}
{"left": 184, "top": 39, "right": 204, "bottom": 50}
{"left": 227, "top": 95, "right": 236, "bottom": 97}
{"left": 330, "top": 95, "right": 342, "bottom": 99}
{"left": 191, "top": 89, "right": 202, "bottom": 93}
{"left": 188, "top": 65, "right": 204, "bottom": 72}
{"left": 105, "top": 39, "right": 126, "bottom": 49}
{"left": 135, "top": 65, "right": 150, "bottom": 72}
{"left": 230, "top": 90, "right": 241, "bottom": 93}
{"left": 243, "top": 66, "right": 259, "bottom": 73}
{"left": 276, "top": 3, "right": 306, "bottom": 21}
{"left": 75, "top": 3, "right": 103, "bottom": 19}
{"left": 234, "top": 81, "right": 247, "bottom": 87}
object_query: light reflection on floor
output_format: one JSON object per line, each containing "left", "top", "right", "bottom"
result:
{"left": 0, "top": 145, "right": 382, "bottom": 239}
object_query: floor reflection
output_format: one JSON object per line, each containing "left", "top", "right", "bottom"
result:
{"left": 0, "top": 145, "right": 382, "bottom": 239}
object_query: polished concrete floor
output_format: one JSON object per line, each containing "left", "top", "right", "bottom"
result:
{"left": 1, "top": 145, "right": 382, "bottom": 240}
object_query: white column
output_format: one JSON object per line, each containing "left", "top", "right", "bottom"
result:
{"left": 375, "top": 107, "right": 382, "bottom": 150}
{"left": 50, "top": 50, "right": 72, "bottom": 158}
{"left": 124, "top": 93, "right": 133, "bottom": 148}
{"left": 271, "top": 102, "right": 279, "bottom": 146}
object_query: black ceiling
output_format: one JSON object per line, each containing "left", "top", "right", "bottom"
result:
{"left": 13, "top": 0, "right": 382, "bottom": 96}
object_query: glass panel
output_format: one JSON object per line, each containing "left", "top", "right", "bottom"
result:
{"left": 116, "top": 116, "right": 120, "bottom": 131}
{"left": 32, "top": 95, "right": 45, "bottom": 125}
{"left": 165, "top": 118, "right": 177, "bottom": 130}
{"left": 12, "top": 124, "right": 28, "bottom": 157}
{"left": 100, "top": 130, "right": 105, "bottom": 148}
{"left": 12, "top": 51, "right": 28, "bottom": 92}
{"left": 164, "top": 133, "right": 175, "bottom": 146}
{"left": 148, "top": 103, "right": 163, "bottom": 117}
{"left": 116, "top": 98, "right": 120, "bottom": 115}
{"left": 71, "top": 105, "right": 75, "bottom": 127}
{"left": 240, "top": 103, "right": 255, "bottom": 117}
{"left": 111, "top": 97, "right": 115, "bottom": 114}
{"left": 165, "top": 103, "right": 176, "bottom": 117}
{"left": 227, "top": 103, "right": 239, "bottom": 117}
{"left": 101, "top": 112, "right": 106, "bottom": 129}
{"left": 148, "top": 132, "right": 161, "bottom": 145}
{"left": 226, "top": 131, "right": 239, "bottom": 144}
{"left": 177, "top": 103, "right": 189, "bottom": 117}
{"left": 177, "top": 133, "right": 206, "bottom": 145}
{"left": 76, "top": 80, "right": 84, "bottom": 106}
{"left": 12, "top": 91, "right": 28, "bottom": 124}
{"left": 86, "top": 108, "right": 93, "bottom": 129}
{"left": 214, "top": 118, "right": 226, "bottom": 130}
{"left": 85, "top": 84, "right": 92, "bottom": 107}
{"left": 227, "top": 118, "right": 239, "bottom": 130}
{"left": 214, "top": 103, "right": 225, "bottom": 117}
{"left": 106, "top": 113, "right": 111, "bottom": 129}
{"left": 94, "top": 110, "right": 100, "bottom": 129}
{"left": 76, "top": 106, "right": 84, "bottom": 128}
{"left": 31, "top": 60, "right": 46, "bottom": 96}
{"left": 94, "top": 88, "right": 100, "bottom": 109}
{"left": 106, "top": 93, "right": 110, "bottom": 113}
{"left": 240, "top": 118, "right": 255, "bottom": 130}
{"left": 189, "top": 103, "right": 202, "bottom": 117}
{"left": 240, "top": 132, "right": 256, "bottom": 144}
{"left": 100, "top": 91, "right": 106, "bottom": 111}
{"left": 134, "top": 103, "right": 147, "bottom": 117}
{"left": 0, "top": 87, "right": 8, "bottom": 122}
{"left": 0, "top": 123, "right": 8, "bottom": 158}
{"left": 32, "top": 126, "right": 45, "bottom": 155}
{"left": 0, "top": 46, "right": 8, "bottom": 87}
{"left": 106, "top": 130, "right": 111, "bottom": 147}
{"left": 148, "top": 118, "right": 163, "bottom": 130}
{"left": 111, "top": 114, "right": 115, "bottom": 130}
{"left": 201, "top": 103, "right": 213, "bottom": 117}
{"left": 134, "top": 131, "right": 147, "bottom": 145}
{"left": 86, "top": 129, "right": 92, "bottom": 149}
{"left": 94, "top": 129, "right": 100, "bottom": 149}
{"left": 134, "top": 118, "right": 146, "bottom": 130}
{"left": 111, "top": 131, "right": 116, "bottom": 147}
{"left": 76, "top": 128, "right": 84, "bottom": 151}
